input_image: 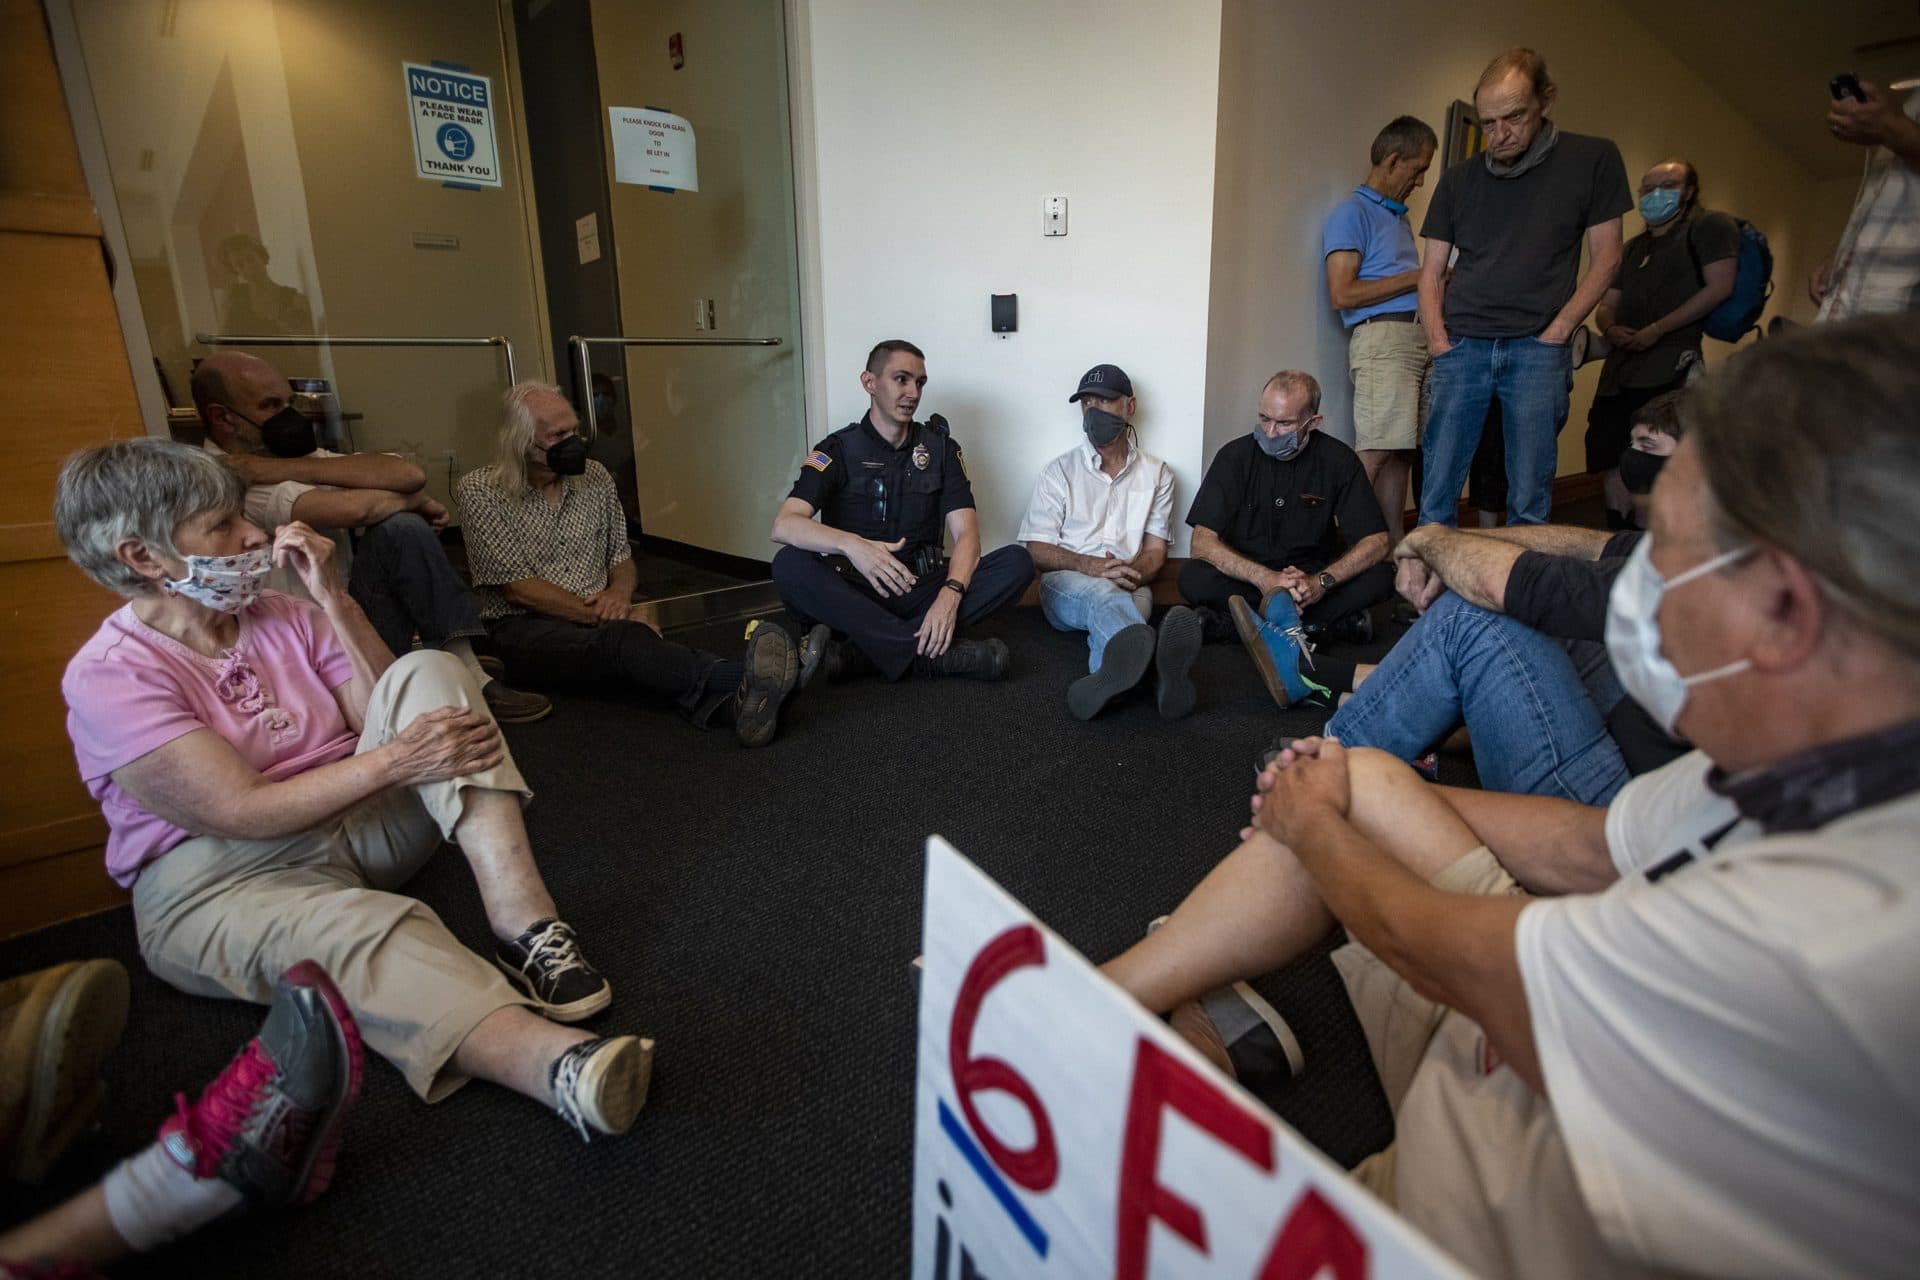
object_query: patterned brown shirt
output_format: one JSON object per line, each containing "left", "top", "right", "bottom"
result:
{"left": 455, "top": 460, "right": 630, "bottom": 620}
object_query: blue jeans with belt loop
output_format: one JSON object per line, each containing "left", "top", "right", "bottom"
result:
{"left": 1418, "top": 336, "right": 1572, "bottom": 526}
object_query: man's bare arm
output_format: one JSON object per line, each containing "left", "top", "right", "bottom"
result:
{"left": 502, "top": 577, "right": 600, "bottom": 624}
{"left": 221, "top": 451, "right": 425, "bottom": 493}
{"left": 1461, "top": 525, "right": 1615, "bottom": 558}
{"left": 289, "top": 488, "right": 426, "bottom": 530}
{"left": 1192, "top": 526, "right": 1280, "bottom": 595}
{"left": 1325, "top": 252, "right": 1422, "bottom": 311}
{"left": 1317, "top": 530, "right": 1388, "bottom": 585}
{"left": 1025, "top": 541, "right": 1109, "bottom": 575}
{"left": 1433, "top": 785, "right": 1617, "bottom": 896}
{"left": 1393, "top": 526, "right": 1526, "bottom": 612}
{"left": 1129, "top": 533, "right": 1169, "bottom": 582}
{"left": 1542, "top": 219, "right": 1624, "bottom": 343}
{"left": 1418, "top": 241, "right": 1453, "bottom": 354}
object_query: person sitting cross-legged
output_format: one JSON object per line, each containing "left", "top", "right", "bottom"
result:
{"left": 1100, "top": 316, "right": 1920, "bottom": 1280}
{"left": 1018, "top": 363, "right": 1202, "bottom": 720}
{"left": 456, "top": 382, "right": 798, "bottom": 748}
{"left": 55, "top": 440, "right": 652, "bottom": 1143}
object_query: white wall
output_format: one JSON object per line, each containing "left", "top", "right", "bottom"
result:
{"left": 794, "top": 0, "right": 1224, "bottom": 554}
{"left": 1205, "top": 0, "right": 1838, "bottom": 478}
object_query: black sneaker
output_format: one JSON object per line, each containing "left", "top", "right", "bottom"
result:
{"left": 495, "top": 919, "right": 612, "bottom": 1022}
{"left": 1191, "top": 605, "right": 1235, "bottom": 644}
{"left": 1154, "top": 605, "right": 1203, "bottom": 720}
{"left": 918, "top": 638, "right": 1010, "bottom": 681}
{"left": 549, "top": 1034, "right": 653, "bottom": 1142}
{"left": 1066, "top": 623, "right": 1153, "bottom": 720}
{"left": 734, "top": 623, "right": 799, "bottom": 748}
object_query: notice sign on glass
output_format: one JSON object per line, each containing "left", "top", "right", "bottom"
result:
{"left": 609, "top": 107, "right": 698, "bottom": 192}
{"left": 403, "top": 62, "right": 501, "bottom": 188}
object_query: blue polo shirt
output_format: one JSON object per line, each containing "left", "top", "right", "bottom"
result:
{"left": 1321, "top": 185, "right": 1420, "bottom": 327}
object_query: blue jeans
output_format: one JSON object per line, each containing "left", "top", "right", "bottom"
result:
{"left": 1326, "top": 592, "right": 1630, "bottom": 804}
{"left": 1419, "top": 336, "right": 1572, "bottom": 526}
{"left": 1039, "top": 570, "right": 1147, "bottom": 671}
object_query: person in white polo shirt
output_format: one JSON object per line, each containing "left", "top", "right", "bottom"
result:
{"left": 1019, "top": 364, "right": 1202, "bottom": 720}
{"left": 1099, "top": 316, "right": 1920, "bottom": 1278}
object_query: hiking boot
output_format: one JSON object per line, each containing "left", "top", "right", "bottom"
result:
{"left": 549, "top": 1035, "right": 654, "bottom": 1142}
{"left": 1, "top": 959, "right": 130, "bottom": 1183}
{"left": 1230, "top": 595, "right": 1331, "bottom": 710}
{"left": 481, "top": 679, "right": 553, "bottom": 725}
{"left": 1190, "top": 605, "right": 1235, "bottom": 644}
{"left": 917, "top": 638, "right": 1010, "bottom": 682}
{"left": 156, "top": 961, "right": 363, "bottom": 1207}
{"left": 1153, "top": 606, "right": 1203, "bottom": 721}
{"left": 1066, "top": 624, "right": 1153, "bottom": 721}
{"left": 734, "top": 623, "right": 799, "bottom": 748}
{"left": 495, "top": 919, "right": 612, "bottom": 1022}
{"left": 797, "top": 623, "right": 833, "bottom": 690}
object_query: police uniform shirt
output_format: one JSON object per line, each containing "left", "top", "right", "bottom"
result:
{"left": 1183, "top": 431, "right": 1386, "bottom": 571}
{"left": 786, "top": 417, "right": 975, "bottom": 557}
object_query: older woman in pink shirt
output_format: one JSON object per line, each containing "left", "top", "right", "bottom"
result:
{"left": 54, "top": 439, "right": 649, "bottom": 1142}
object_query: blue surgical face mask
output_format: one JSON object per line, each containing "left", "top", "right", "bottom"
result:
{"left": 1639, "top": 187, "right": 1683, "bottom": 226}
{"left": 1254, "top": 426, "right": 1305, "bottom": 461}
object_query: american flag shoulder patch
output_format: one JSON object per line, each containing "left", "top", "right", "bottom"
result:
{"left": 803, "top": 449, "right": 832, "bottom": 472}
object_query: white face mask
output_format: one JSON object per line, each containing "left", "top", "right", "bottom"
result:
{"left": 161, "top": 546, "right": 273, "bottom": 614}
{"left": 1605, "top": 537, "right": 1754, "bottom": 736}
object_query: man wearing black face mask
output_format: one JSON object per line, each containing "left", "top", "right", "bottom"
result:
{"left": 457, "top": 382, "right": 801, "bottom": 747}
{"left": 192, "top": 352, "right": 551, "bottom": 724}
{"left": 1018, "top": 364, "right": 1201, "bottom": 720}
{"left": 1179, "top": 370, "right": 1393, "bottom": 709}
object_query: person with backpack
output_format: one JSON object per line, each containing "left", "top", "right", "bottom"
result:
{"left": 1586, "top": 158, "right": 1739, "bottom": 526}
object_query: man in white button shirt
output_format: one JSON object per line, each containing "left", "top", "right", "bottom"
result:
{"left": 1019, "top": 364, "right": 1201, "bottom": 720}
{"left": 1098, "top": 316, "right": 1920, "bottom": 1278}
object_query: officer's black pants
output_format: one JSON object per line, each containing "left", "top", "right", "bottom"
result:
{"left": 771, "top": 544, "right": 1035, "bottom": 680}
{"left": 1176, "top": 559, "right": 1394, "bottom": 630}
{"left": 485, "top": 613, "right": 729, "bottom": 719}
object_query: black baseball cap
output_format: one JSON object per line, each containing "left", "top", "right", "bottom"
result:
{"left": 1068, "top": 364, "right": 1133, "bottom": 403}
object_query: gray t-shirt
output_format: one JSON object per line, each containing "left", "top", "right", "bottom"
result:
{"left": 1422, "top": 131, "right": 1633, "bottom": 339}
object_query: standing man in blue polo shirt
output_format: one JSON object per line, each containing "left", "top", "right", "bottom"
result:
{"left": 1322, "top": 115, "right": 1436, "bottom": 552}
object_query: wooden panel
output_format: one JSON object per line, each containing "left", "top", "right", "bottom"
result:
{"left": 0, "top": 556, "right": 121, "bottom": 843}
{"left": 0, "top": 231, "right": 145, "bottom": 529}
{"left": 0, "top": 846, "right": 125, "bottom": 941}
{"left": 0, "top": 0, "right": 89, "bottom": 208}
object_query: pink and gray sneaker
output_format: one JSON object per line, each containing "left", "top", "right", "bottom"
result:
{"left": 156, "top": 961, "right": 363, "bottom": 1207}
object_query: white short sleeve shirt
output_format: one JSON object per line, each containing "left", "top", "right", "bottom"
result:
{"left": 1015, "top": 442, "right": 1174, "bottom": 560}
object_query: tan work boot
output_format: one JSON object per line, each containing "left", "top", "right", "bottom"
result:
{"left": 0, "top": 959, "right": 131, "bottom": 1183}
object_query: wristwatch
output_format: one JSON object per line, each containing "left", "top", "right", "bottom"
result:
{"left": 1317, "top": 571, "right": 1336, "bottom": 592}
{"left": 943, "top": 578, "right": 968, "bottom": 597}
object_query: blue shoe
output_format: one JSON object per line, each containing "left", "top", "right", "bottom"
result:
{"left": 1229, "top": 595, "right": 1331, "bottom": 710}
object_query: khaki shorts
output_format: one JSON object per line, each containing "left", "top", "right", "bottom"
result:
{"left": 1348, "top": 318, "right": 1429, "bottom": 453}
{"left": 1337, "top": 846, "right": 1522, "bottom": 1203}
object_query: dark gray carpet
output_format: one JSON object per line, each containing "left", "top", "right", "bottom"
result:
{"left": 1, "top": 603, "right": 1440, "bottom": 1277}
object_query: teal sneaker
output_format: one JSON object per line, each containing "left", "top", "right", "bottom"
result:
{"left": 1229, "top": 594, "right": 1331, "bottom": 709}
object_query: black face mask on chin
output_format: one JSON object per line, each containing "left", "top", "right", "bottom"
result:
{"left": 1618, "top": 445, "right": 1668, "bottom": 495}
{"left": 544, "top": 434, "right": 589, "bottom": 476}
{"left": 1082, "top": 405, "right": 1128, "bottom": 448}
{"left": 251, "top": 406, "right": 317, "bottom": 458}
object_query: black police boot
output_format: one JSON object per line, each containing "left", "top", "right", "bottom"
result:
{"left": 804, "top": 635, "right": 879, "bottom": 684}
{"left": 798, "top": 623, "right": 832, "bottom": 690}
{"left": 1189, "top": 605, "right": 1235, "bottom": 644}
{"left": 916, "top": 638, "right": 1010, "bottom": 682}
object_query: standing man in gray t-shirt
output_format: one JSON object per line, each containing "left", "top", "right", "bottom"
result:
{"left": 1416, "top": 48, "right": 1631, "bottom": 527}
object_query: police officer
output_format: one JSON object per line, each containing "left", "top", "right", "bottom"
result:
{"left": 1177, "top": 370, "right": 1393, "bottom": 706}
{"left": 770, "top": 339, "right": 1034, "bottom": 683}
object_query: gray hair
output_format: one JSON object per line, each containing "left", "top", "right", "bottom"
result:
{"left": 495, "top": 380, "right": 567, "bottom": 495}
{"left": 1687, "top": 315, "right": 1920, "bottom": 659}
{"left": 54, "top": 439, "right": 246, "bottom": 595}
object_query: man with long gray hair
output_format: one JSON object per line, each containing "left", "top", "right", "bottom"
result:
{"left": 456, "top": 382, "right": 799, "bottom": 747}
{"left": 1100, "top": 316, "right": 1920, "bottom": 1277}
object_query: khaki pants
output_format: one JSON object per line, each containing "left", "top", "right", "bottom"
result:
{"left": 132, "top": 650, "right": 537, "bottom": 1102}
{"left": 1337, "top": 847, "right": 1520, "bottom": 1203}
{"left": 1348, "top": 318, "right": 1429, "bottom": 453}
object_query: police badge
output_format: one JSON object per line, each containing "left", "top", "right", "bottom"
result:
{"left": 912, "top": 442, "right": 931, "bottom": 471}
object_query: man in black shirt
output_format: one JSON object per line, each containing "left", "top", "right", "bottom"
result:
{"left": 1178, "top": 370, "right": 1392, "bottom": 707}
{"left": 1319, "top": 522, "right": 1686, "bottom": 803}
{"left": 769, "top": 339, "right": 1034, "bottom": 683}
{"left": 1416, "top": 48, "right": 1631, "bottom": 527}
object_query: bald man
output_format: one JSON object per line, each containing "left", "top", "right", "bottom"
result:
{"left": 191, "top": 352, "right": 550, "bottom": 724}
